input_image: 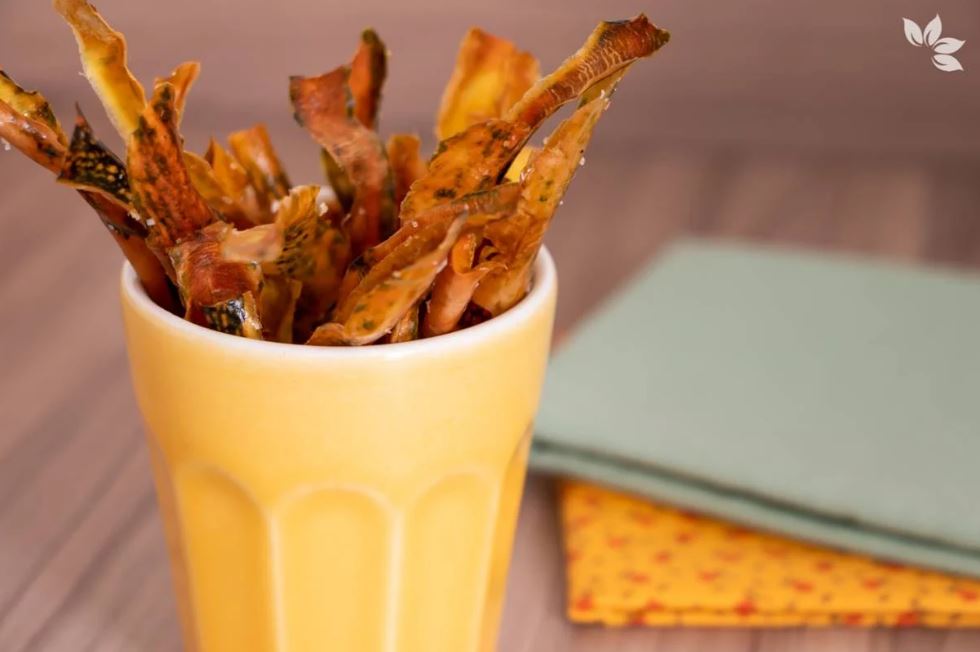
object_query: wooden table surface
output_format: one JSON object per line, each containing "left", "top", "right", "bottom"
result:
{"left": 2, "top": 0, "right": 980, "bottom": 650}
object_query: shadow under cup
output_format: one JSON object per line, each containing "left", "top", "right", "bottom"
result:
{"left": 119, "top": 249, "right": 557, "bottom": 652}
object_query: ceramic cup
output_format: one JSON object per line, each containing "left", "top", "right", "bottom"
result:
{"left": 120, "top": 248, "right": 557, "bottom": 652}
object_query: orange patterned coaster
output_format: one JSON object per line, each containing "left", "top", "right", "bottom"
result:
{"left": 560, "top": 481, "right": 980, "bottom": 627}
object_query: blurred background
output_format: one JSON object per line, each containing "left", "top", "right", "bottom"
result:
{"left": 2, "top": 0, "right": 980, "bottom": 649}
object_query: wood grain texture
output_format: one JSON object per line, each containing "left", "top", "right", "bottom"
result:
{"left": 2, "top": 0, "right": 980, "bottom": 650}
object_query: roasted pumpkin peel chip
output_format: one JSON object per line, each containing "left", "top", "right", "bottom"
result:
{"left": 221, "top": 183, "right": 324, "bottom": 342}
{"left": 504, "top": 14, "right": 668, "bottom": 130}
{"left": 290, "top": 68, "right": 395, "bottom": 254}
{"left": 398, "top": 118, "right": 530, "bottom": 228}
{"left": 349, "top": 29, "right": 387, "bottom": 129}
{"left": 308, "top": 217, "right": 466, "bottom": 346}
{"left": 257, "top": 276, "right": 302, "bottom": 343}
{"left": 387, "top": 299, "right": 422, "bottom": 343}
{"left": 0, "top": 70, "right": 68, "bottom": 170}
{"left": 54, "top": 0, "right": 146, "bottom": 138}
{"left": 0, "top": 99, "right": 66, "bottom": 172}
{"left": 292, "top": 209, "right": 352, "bottom": 342}
{"left": 221, "top": 223, "right": 283, "bottom": 266}
{"left": 182, "top": 150, "right": 247, "bottom": 226}
{"left": 398, "top": 14, "right": 666, "bottom": 236}
{"left": 223, "top": 185, "right": 318, "bottom": 268}
{"left": 155, "top": 61, "right": 201, "bottom": 127}
{"left": 332, "top": 182, "right": 521, "bottom": 328}
{"left": 0, "top": 74, "right": 175, "bottom": 312}
{"left": 477, "top": 93, "right": 612, "bottom": 315}
{"left": 82, "top": 188, "right": 177, "bottom": 311}
{"left": 228, "top": 124, "right": 292, "bottom": 210}
{"left": 436, "top": 28, "right": 539, "bottom": 141}
{"left": 169, "top": 222, "right": 264, "bottom": 317}
{"left": 205, "top": 138, "right": 265, "bottom": 226}
{"left": 504, "top": 146, "right": 536, "bottom": 182}
{"left": 127, "top": 82, "right": 216, "bottom": 249}
{"left": 57, "top": 106, "right": 132, "bottom": 208}
{"left": 5, "top": 6, "right": 669, "bottom": 343}
{"left": 269, "top": 186, "right": 321, "bottom": 279}
{"left": 364, "top": 179, "right": 523, "bottom": 267}
{"left": 0, "top": 70, "right": 65, "bottom": 142}
{"left": 423, "top": 260, "right": 498, "bottom": 337}
{"left": 200, "top": 291, "right": 263, "bottom": 339}
{"left": 386, "top": 134, "right": 427, "bottom": 211}
{"left": 422, "top": 232, "right": 502, "bottom": 337}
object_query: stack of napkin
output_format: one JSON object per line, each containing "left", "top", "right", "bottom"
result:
{"left": 531, "top": 241, "right": 980, "bottom": 626}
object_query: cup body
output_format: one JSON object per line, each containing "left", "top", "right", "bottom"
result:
{"left": 120, "top": 250, "right": 556, "bottom": 652}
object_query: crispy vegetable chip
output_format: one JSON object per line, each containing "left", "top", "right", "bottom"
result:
{"left": 395, "top": 15, "right": 666, "bottom": 236}
{"left": 475, "top": 94, "right": 611, "bottom": 315}
{"left": 290, "top": 68, "right": 396, "bottom": 254}
{"left": 457, "top": 302, "right": 493, "bottom": 329}
{"left": 186, "top": 149, "right": 279, "bottom": 229}
{"left": 57, "top": 106, "right": 131, "bottom": 208}
{"left": 170, "top": 222, "right": 263, "bottom": 313}
{"left": 200, "top": 292, "right": 263, "bottom": 339}
{"left": 205, "top": 138, "right": 265, "bottom": 226}
{"left": 0, "top": 70, "right": 65, "bottom": 141}
{"left": 222, "top": 185, "right": 320, "bottom": 278}
{"left": 228, "top": 124, "right": 292, "bottom": 211}
{"left": 221, "top": 223, "right": 282, "bottom": 265}
{"left": 292, "top": 209, "right": 352, "bottom": 342}
{"left": 398, "top": 119, "right": 529, "bottom": 226}
{"left": 155, "top": 61, "right": 200, "bottom": 126}
{"left": 436, "top": 28, "right": 538, "bottom": 140}
{"left": 333, "top": 254, "right": 368, "bottom": 313}
{"left": 422, "top": 232, "right": 501, "bottom": 337}
{"left": 308, "top": 216, "right": 467, "bottom": 346}
{"left": 1, "top": 74, "right": 175, "bottom": 311}
{"left": 128, "top": 83, "right": 215, "bottom": 248}
{"left": 54, "top": 0, "right": 146, "bottom": 138}
{"left": 504, "top": 146, "right": 536, "bottom": 182}
{"left": 82, "top": 189, "right": 178, "bottom": 312}
{"left": 387, "top": 300, "right": 421, "bottom": 343}
{"left": 0, "top": 99, "right": 66, "bottom": 171}
{"left": 368, "top": 168, "right": 524, "bottom": 266}
{"left": 3, "top": 8, "right": 669, "bottom": 343}
{"left": 257, "top": 276, "right": 302, "bottom": 343}
{"left": 222, "top": 186, "right": 339, "bottom": 340}
{"left": 578, "top": 67, "right": 627, "bottom": 106}
{"left": 269, "top": 185, "right": 320, "bottom": 278}
{"left": 333, "top": 182, "right": 521, "bottom": 323}
{"left": 349, "top": 29, "right": 387, "bottom": 129}
{"left": 182, "top": 150, "right": 248, "bottom": 226}
{"left": 504, "top": 15, "right": 668, "bottom": 129}
{"left": 319, "top": 148, "right": 355, "bottom": 214}
{"left": 386, "top": 134, "right": 426, "bottom": 211}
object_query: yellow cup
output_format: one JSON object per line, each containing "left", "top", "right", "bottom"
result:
{"left": 120, "top": 250, "right": 557, "bottom": 652}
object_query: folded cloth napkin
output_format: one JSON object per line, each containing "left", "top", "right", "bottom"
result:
{"left": 531, "top": 240, "right": 980, "bottom": 579}
{"left": 560, "top": 481, "right": 980, "bottom": 627}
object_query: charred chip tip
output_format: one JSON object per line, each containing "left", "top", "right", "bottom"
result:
{"left": 634, "top": 13, "right": 671, "bottom": 50}
{"left": 288, "top": 69, "right": 353, "bottom": 125}
{"left": 156, "top": 61, "right": 201, "bottom": 123}
{"left": 503, "top": 14, "right": 668, "bottom": 130}
{"left": 361, "top": 28, "right": 384, "bottom": 46}
{"left": 600, "top": 14, "right": 669, "bottom": 55}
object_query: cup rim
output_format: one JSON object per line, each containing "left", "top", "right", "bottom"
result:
{"left": 121, "top": 246, "right": 556, "bottom": 359}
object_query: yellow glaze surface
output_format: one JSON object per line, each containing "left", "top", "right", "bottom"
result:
{"left": 121, "top": 250, "right": 557, "bottom": 652}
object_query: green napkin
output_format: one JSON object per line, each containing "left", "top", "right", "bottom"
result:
{"left": 531, "top": 240, "right": 980, "bottom": 577}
